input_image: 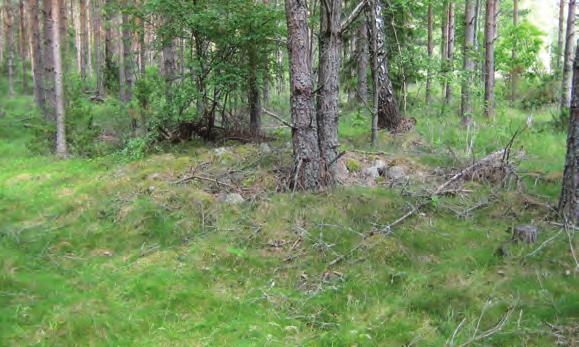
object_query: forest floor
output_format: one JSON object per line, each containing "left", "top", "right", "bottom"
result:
{"left": 0, "top": 93, "right": 577, "bottom": 346}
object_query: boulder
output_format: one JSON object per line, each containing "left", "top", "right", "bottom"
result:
{"left": 388, "top": 166, "right": 406, "bottom": 180}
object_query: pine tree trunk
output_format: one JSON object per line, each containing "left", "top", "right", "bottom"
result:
{"left": 248, "top": 46, "right": 261, "bottom": 138}
{"left": 367, "top": 0, "right": 400, "bottom": 131}
{"left": 556, "top": 0, "right": 565, "bottom": 72}
{"left": 5, "top": 0, "right": 15, "bottom": 97}
{"left": 316, "top": 0, "right": 342, "bottom": 184}
{"left": 104, "top": 0, "right": 113, "bottom": 90}
{"left": 30, "top": 0, "right": 45, "bottom": 111}
{"left": 52, "top": 0, "right": 67, "bottom": 157}
{"left": 444, "top": 1, "right": 455, "bottom": 104}
{"left": 561, "top": 0, "right": 576, "bottom": 111}
{"left": 425, "top": 1, "right": 433, "bottom": 105}
{"left": 80, "top": 0, "right": 87, "bottom": 82}
{"left": 484, "top": 0, "right": 497, "bottom": 118}
{"left": 59, "top": 0, "right": 67, "bottom": 60}
{"left": 559, "top": 41, "right": 579, "bottom": 222}
{"left": 92, "top": 0, "right": 102, "bottom": 96}
{"left": 120, "top": 8, "right": 132, "bottom": 103}
{"left": 511, "top": 0, "right": 518, "bottom": 104}
{"left": 461, "top": 0, "right": 475, "bottom": 123}
{"left": 19, "top": 0, "right": 28, "bottom": 93}
{"left": 43, "top": 0, "right": 56, "bottom": 120}
{"left": 138, "top": 15, "right": 145, "bottom": 75}
{"left": 356, "top": 21, "right": 368, "bottom": 105}
{"left": 284, "top": 0, "right": 322, "bottom": 190}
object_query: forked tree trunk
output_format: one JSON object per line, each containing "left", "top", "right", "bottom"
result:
{"left": 80, "top": 0, "right": 88, "bottom": 82}
{"left": 444, "top": 1, "right": 455, "bottom": 104}
{"left": 484, "top": 0, "right": 498, "bottom": 118}
{"left": 425, "top": 1, "right": 433, "bottom": 105}
{"left": 19, "top": 0, "right": 28, "bottom": 93}
{"left": 367, "top": 0, "right": 400, "bottom": 131}
{"left": 5, "top": 0, "right": 15, "bottom": 97}
{"left": 559, "top": 42, "right": 579, "bottom": 222}
{"left": 284, "top": 0, "right": 322, "bottom": 190}
{"left": 52, "top": 0, "right": 67, "bottom": 157}
{"left": 316, "top": 0, "right": 342, "bottom": 184}
{"left": 556, "top": 0, "right": 565, "bottom": 71}
{"left": 92, "top": 0, "right": 102, "bottom": 96}
{"left": 43, "top": 0, "right": 56, "bottom": 120}
{"left": 30, "top": 0, "right": 45, "bottom": 111}
{"left": 356, "top": 21, "right": 368, "bottom": 105}
{"left": 561, "top": 0, "right": 576, "bottom": 111}
{"left": 460, "top": 0, "right": 475, "bottom": 123}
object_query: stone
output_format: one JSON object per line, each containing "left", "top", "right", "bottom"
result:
{"left": 220, "top": 193, "right": 245, "bottom": 205}
{"left": 388, "top": 166, "right": 406, "bottom": 180}
{"left": 259, "top": 143, "right": 272, "bottom": 153}
{"left": 362, "top": 166, "right": 380, "bottom": 180}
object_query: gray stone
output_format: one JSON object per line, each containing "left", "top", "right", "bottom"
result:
{"left": 363, "top": 166, "right": 380, "bottom": 180}
{"left": 259, "top": 143, "right": 272, "bottom": 153}
{"left": 388, "top": 166, "right": 406, "bottom": 180}
{"left": 220, "top": 193, "right": 245, "bottom": 205}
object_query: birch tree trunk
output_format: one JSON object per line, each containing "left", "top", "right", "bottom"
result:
{"left": 43, "top": 0, "right": 56, "bottom": 120}
{"left": 559, "top": 42, "right": 579, "bottom": 222}
{"left": 561, "top": 0, "right": 576, "bottom": 111}
{"left": 316, "top": 0, "right": 342, "bottom": 184}
{"left": 460, "top": 0, "right": 475, "bottom": 123}
{"left": 555, "top": 0, "right": 565, "bottom": 72}
{"left": 367, "top": 0, "right": 400, "bottom": 131}
{"left": 284, "top": 0, "right": 322, "bottom": 190}
{"left": 5, "top": 0, "right": 15, "bottom": 97}
{"left": 19, "top": 0, "right": 28, "bottom": 92}
{"left": 52, "top": 0, "right": 67, "bottom": 157}
{"left": 425, "top": 1, "right": 433, "bottom": 105}
{"left": 356, "top": 21, "right": 368, "bottom": 105}
{"left": 30, "top": 0, "right": 45, "bottom": 111}
{"left": 484, "top": 0, "right": 498, "bottom": 118}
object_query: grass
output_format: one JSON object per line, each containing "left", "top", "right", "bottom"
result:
{"left": 0, "top": 88, "right": 577, "bottom": 346}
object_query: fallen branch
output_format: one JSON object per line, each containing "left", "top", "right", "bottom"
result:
{"left": 457, "top": 306, "right": 515, "bottom": 347}
{"left": 262, "top": 108, "right": 295, "bottom": 129}
{"left": 172, "top": 174, "right": 240, "bottom": 192}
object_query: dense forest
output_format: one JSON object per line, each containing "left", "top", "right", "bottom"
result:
{"left": 0, "top": 0, "right": 577, "bottom": 345}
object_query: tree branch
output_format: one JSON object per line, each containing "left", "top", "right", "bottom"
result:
{"left": 340, "top": 0, "right": 367, "bottom": 34}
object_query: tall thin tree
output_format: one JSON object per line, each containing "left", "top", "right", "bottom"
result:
{"left": 19, "top": 0, "right": 28, "bottom": 92}
{"left": 43, "top": 0, "right": 56, "bottom": 120}
{"left": 461, "top": 0, "right": 475, "bottom": 123}
{"left": 5, "top": 0, "right": 15, "bottom": 97}
{"left": 555, "top": 0, "right": 565, "bottom": 72}
{"left": 29, "top": 0, "right": 45, "bottom": 112}
{"left": 483, "top": 0, "right": 498, "bottom": 118}
{"left": 425, "top": 1, "right": 433, "bottom": 105}
{"left": 560, "top": 0, "right": 576, "bottom": 111}
{"left": 444, "top": 1, "right": 455, "bottom": 104}
{"left": 510, "top": 0, "right": 519, "bottom": 104}
{"left": 79, "top": 0, "right": 88, "bottom": 82}
{"left": 52, "top": 0, "right": 67, "bottom": 157}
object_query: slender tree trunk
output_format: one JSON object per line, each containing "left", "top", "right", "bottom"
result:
{"left": 43, "top": 0, "right": 56, "bottom": 120}
{"left": 556, "top": 0, "right": 565, "bottom": 72}
{"left": 441, "top": 1, "right": 449, "bottom": 71}
{"left": 461, "top": 0, "right": 475, "bottom": 123}
{"left": 444, "top": 1, "right": 455, "bottom": 104}
{"left": 19, "top": 0, "right": 28, "bottom": 93}
{"left": 511, "top": 0, "right": 518, "bottom": 104}
{"left": 104, "top": 0, "right": 113, "bottom": 90}
{"left": 316, "top": 0, "right": 342, "bottom": 184}
{"left": 284, "top": 0, "right": 322, "bottom": 190}
{"left": 5, "top": 0, "right": 15, "bottom": 97}
{"left": 248, "top": 46, "right": 261, "bottom": 138}
{"left": 561, "top": 0, "right": 576, "bottom": 111}
{"left": 120, "top": 7, "right": 132, "bottom": 103}
{"left": 59, "top": 0, "right": 67, "bottom": 60}
{"left": 559, "top": 41, "right": 579, "bottom": 222}
{"left": 484, "top": 0, "right": 498, "bottom": 118}
{"left": 30, "top": 0, "right": 45, "bottom": 111}
{"left": 52, "top": 0, "right": 67, "bottom": 157}
{"left": 356, "top": 21, "right": 368, "bottom": 105}
{"left": 79, "top": 0, "right": 87, "bottom": 81}
{"left": 0, "top": 8, "right": 4, "bottom": 67}
{"left": 92, "top": 0, "right": 102, "bottom": 96}
{"left": 425, "top": 1, "right": 433, "bottom": 105}
{"left": 367, "top": 0, "right": 401, "bottom": 131}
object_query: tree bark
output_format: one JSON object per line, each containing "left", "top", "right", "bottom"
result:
{"left": 444, "top": 1, "right": 455, "bottom": 104}
{"left": 120, "top": 7, "right": 132, "bottom": 103}
{"left": 316, "top": 0, "right": 342, "bottom": 184}
{"left": 425, "top": 1, "right": 433, "bottom": 105}
{"left": 5, "top": 0, "right": 15, "bottom": 97}
{"left": 511, "top": 0, "right": 518, "bottom": 104}
{"left": 59, "top": 0, "right": 67, "bottom": 60}
{"left": 561, "top": 0, "right": 576, "bottom": 111}
{"left": 79, "top": 0, "right": 88, "bottom": 82}
{"left": 92, "top": 0, "right": 102, "bottom": 96}
{"left": 559, "top": 41, "right": 579, "bottom": 222}
{"left": 52, "top": 0, "right": 67, "bottom": 157}
{"left": 484, "top": 0, "right": 498, "bottom": 118}
{"left": 556, "top": 0, "right": 565, "bottom": 72}
{"left": 367, "top": 0, "right": 400, "bottom": 131}
{"left": 30, "top": 0, "right": 45, "bottom": 111}
{"left": 19, "top": 0, "right": 28, "bottom": 93}
{"left": 284, "top": 0, "right": 322, "bottom": 190}
{"left": 43, "top": 0, "right": 56, "bottom": 120}
{"left": 356, "top": 21, "right": 368, "bottom": 105}
{"left": 460, "top": 0, "right": 475, "bottom": 122}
